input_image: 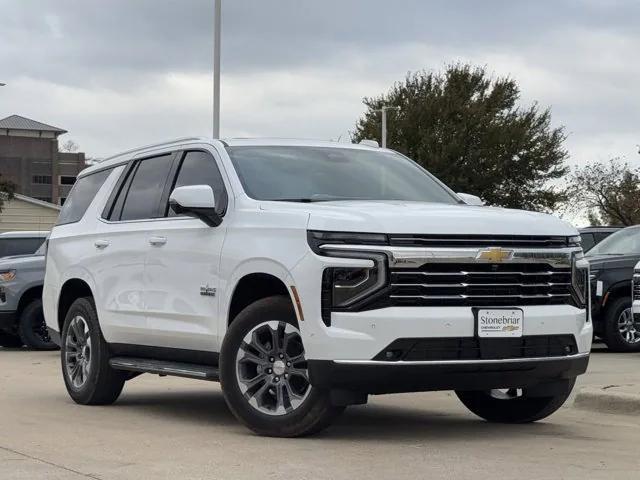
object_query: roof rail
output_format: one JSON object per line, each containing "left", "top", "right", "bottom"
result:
{"left": 97, "top": 137, "right": 208, "bottom": 163}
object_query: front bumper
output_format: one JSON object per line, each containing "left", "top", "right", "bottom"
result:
{"left": 0, "top": 310, "right": 17, "bottom": 331}
{"left": 308, "top": 353, "right": 589, "bottom": 395}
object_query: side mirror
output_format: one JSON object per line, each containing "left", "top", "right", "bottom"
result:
{"left": 169, "top": 185, "right": 222, "bottom": 227}
{"left": 457, "top": 192, "right": 485, "bottom": 206}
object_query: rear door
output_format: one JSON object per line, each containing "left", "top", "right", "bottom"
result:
{"left": 93, "top": 152, "right": 177, "bottom": 345}
{"left": 143, "top": 149, "right": 230, "bottom": 353}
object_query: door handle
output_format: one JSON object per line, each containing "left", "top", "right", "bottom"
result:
{"left": 94, "top": 240, "right": 110, "bottom": 249}
{"left": 148, "top": 236, "right": 167, "bottom": 246}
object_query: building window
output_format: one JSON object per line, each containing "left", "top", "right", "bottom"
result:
{"left": 32, "top": 175, "right": 52, "bottom": 184}
{"left": 34, "top": 197, "right": 52, "bottom": 203}
{"left": 59, "top": 176, "right": 76, "bottom": 186}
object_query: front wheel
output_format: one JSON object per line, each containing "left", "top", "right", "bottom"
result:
{"left": 220, "top": 296, "right": 344, "bottom": 437}
{"left": 18, "top": 299, "right": 58, "bottom": 350}
{"left": 456, "top": 379, "right": 575, "bottom": 423}
{"left": 61, "top": 297, "right": 126, "bottom": 405}
{"left": 602, "top": 297, "right": 640, "bottom": 352}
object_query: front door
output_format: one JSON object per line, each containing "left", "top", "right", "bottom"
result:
{"left": 143, "top": 149, "right": 230, "bottom": 353}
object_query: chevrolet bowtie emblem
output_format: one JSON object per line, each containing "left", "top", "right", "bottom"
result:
{"left": 476, "top": 247, "right": 514, "bottom": 263}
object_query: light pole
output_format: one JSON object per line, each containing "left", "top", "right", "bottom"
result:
{"left": 374, "top": 106, "right": 400, "bottom": 148}
{"left": 213, "top": 0, "right": 221, "bottom": 139}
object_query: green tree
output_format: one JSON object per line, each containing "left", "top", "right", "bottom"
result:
{"left": 0, "top": 174, "right": 16, "bottom": 213}
{"left": 568, "top": 159, "right": 640, "bottom": 226}
{"left": 352, "top": 64, "right": 569, "bottom": 211}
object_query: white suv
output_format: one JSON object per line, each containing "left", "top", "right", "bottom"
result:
{"left": 43, "top": 138, "right": 591, "bottom": 436}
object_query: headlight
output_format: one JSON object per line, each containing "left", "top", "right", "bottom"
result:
{"left": 568, "top": 235, "right": 582, "bottom": 247}
{"left": 571, "top": 255, "right": 589, "bottom": 309}
{"left": 0, "top": 270, "right": 16, "bottom": 282}
{"left": 323, "top": 252, "right": 387, "bottom": 308}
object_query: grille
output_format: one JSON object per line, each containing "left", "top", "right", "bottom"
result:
{"left": 374, "top": 335, "right": 578, "bottom": 361}
{"left": 389, "top": 234, "right": 570, "bottom": 249}
{"left": 634, "top": 276, "right": 640, "bottom": 301}
{"left": 390, "top": 262, "right": 573, "bottom": 307}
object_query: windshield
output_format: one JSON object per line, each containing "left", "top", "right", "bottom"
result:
{"left": 226, "top": 146, "right": 461, "bottom": 204}
{"left": 586, "top": 227, "right": 640, "bottom": 256}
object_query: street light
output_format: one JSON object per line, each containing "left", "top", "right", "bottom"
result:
{"left": 213, "top": 0, "right": 221, "bottom": 139}
{"left": 374, "top": 105, "right": 400, "bottom": 148}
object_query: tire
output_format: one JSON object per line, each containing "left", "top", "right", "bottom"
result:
{"left": 220, "top": 295, "right": 344, "bottom": 437}
{"left": 0, "top": 332, "right": 23, "bottom": 348}
{"left": 602, "top": 297, "right": 640, "bottom": 352}
{"left": 18, "top": 299, "right": 58, "bottom": 351}
{"left": 456, "top": 379, "right": 575, "bottom": 423}
{"left": 61, "top": 297, "right": 126, "bottom": 405}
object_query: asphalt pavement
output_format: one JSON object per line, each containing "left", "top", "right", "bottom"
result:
{"left": 1, "top": 345, "right": 639, "bottom": 480}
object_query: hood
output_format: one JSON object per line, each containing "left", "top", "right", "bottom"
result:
{"left": 0, "top": 254, "right": 45, "bottom": 269}
{"left": 585, "top": 253, "right": 640, "bottom": 271}
{"left": 272, "top": 201, "right": 576, "bottom": 236}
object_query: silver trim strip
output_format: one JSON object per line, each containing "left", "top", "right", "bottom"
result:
{"left": 334, "top": 352, "right": 589, "bottom": 366}
{"left": 320, "top": 244, "right": 581, "bottom": 269}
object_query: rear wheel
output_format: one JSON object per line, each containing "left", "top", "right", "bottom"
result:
{"left": 456, "top": 379, "right": 575, "bottom": 423}
{"left": 602, "top": 297, "right": 640, "bottom": 352}
{"left": 18, "top": 299, "right": 58, "bottom": 350}
{"left": 61, "top": 297, "right": 126, "bottom": 405}
{"left": 220, "top": 296, "right": 344, "bottom": 437}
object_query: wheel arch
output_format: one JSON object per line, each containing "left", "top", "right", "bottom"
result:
{"left": 57, "top": 278, "right": 94, "bottom": 333}
{"left": 225, "top": 261, "right": 301, "bottom": 327}
{"left": 16, "top": 284, "right": 43, "bottom": 317}
{"left": 603, "top": 280, "right": 632, "bottom": 309}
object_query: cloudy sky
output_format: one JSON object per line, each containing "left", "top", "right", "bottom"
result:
{"left": 1, "top": 0, "right": 638, "bottom": 167}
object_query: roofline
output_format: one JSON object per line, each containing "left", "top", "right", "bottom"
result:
{"left": 12, "top": 194, "right": 62, "bottom": 211}
{"left": 0, "top": 114, "right": 67, "bottom": 133}
{"left": 97, "top": 137, "right": 210, "bottom": 164}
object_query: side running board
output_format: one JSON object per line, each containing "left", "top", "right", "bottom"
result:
{"left": 109, "top": 357, "right": 219, "bottom": 381}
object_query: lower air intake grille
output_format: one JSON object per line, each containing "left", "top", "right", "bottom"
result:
{"left": 374, "top": 335, "right": 578, "bottom": 361}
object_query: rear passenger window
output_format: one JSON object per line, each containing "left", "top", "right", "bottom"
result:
{"left": 167, "top": 151, "right": 227, "bottom": 216}
{"left": 56, "top": 169, "right": 112, "bottom": 225}
{"left": 119, "top": 154, "right": 175, "bottom": 221}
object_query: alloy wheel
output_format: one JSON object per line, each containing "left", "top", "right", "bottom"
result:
{"left": 617, "top": 307, "right": 640, "bottom": 345}
{"left": 235, "top": 320, "right": 310, "bottom": 416}
{"left": 64, "top": 316, "right": 92, "bottom": 389}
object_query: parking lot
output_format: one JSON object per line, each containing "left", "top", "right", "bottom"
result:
{"left": 0, "top": 345, "right": 638, "bottom": 480}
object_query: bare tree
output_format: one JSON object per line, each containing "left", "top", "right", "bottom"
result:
{"left": 568, "top": 159, "right": 640, "bottom": 226}
{"left": 60, "top": 139, "right": 79, "bottom": 153}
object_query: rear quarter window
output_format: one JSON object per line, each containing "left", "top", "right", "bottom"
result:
{"left": 56, "top": 168, "right": 113, "bottom": 225}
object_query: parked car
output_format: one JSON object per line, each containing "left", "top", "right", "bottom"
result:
{"left": 43, "top": 138, "right": 590, "bottom": 437}
{"left": 586, "top": 225, "right": 640, "bottom": 351}
{"left": 579, "top": 226, "right": 623, "bottom": 253}
{"left": 0, "top": 231, "right": 48, "bottom": 258}
{"left": 632, "top": 261, "right": 640, "bottom": 326}
{"left": 0, "top": 241, "right": 57, "bottom": 349}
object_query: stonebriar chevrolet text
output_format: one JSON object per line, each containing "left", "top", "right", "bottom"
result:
{"left": 43, "top": 138, "right": 591, "bottom": 437}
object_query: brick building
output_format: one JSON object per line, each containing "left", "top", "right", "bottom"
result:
{"left": 0, "top": 115, "right": 86, "bottom": 205}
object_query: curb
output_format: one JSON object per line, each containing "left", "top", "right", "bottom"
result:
{"left": 573, "top": 385, "right": 640, "bottom": 415}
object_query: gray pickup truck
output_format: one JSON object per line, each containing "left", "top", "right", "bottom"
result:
{"left": 0, "top": 232, "right": 56, "bottom": 350}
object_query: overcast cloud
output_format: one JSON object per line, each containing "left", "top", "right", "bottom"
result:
{"left": 1, "top": 0, "right": 638, "bottom": 166}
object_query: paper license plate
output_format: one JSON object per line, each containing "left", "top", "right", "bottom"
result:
{"left": 477, "top": 309, "right": 523, "bottom": 338}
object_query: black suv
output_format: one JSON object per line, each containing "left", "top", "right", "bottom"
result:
{"left": 579, "top": 226, "right": 622, "bottom": 253}
{"left": 586, "top": 226, "right": 640, "bottom": 351}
